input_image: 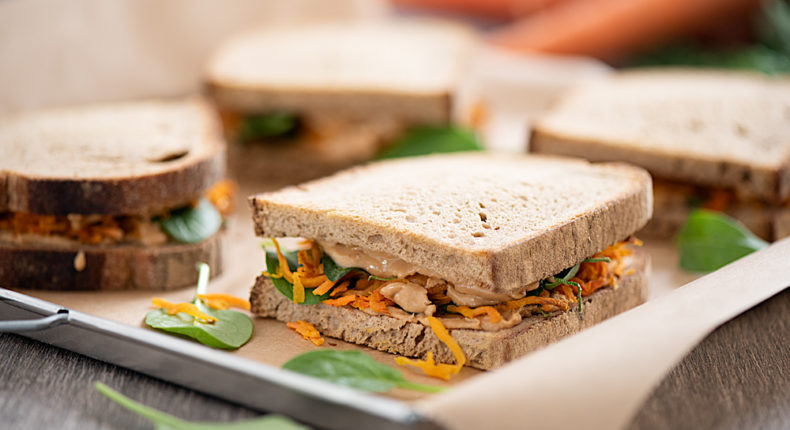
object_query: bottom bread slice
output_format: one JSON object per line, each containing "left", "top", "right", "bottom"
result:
{"left": 0, "top": 232, "right": 223, "bottom": 290}
{"left": 251, "top": 250, "right": 649, "bottom": 370}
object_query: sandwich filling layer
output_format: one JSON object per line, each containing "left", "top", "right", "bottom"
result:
{"left": 0, "top": 181, "right": 234, "bottom": 246}
{"left": 264, "top": 238, "right": 640, "bottom": 332}
{"left": 651, "top": 179, "right": 790, "bottom": 240}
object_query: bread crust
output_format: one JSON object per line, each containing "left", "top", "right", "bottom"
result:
{"left": 0, "top": 232, "right": 223, "bottom": 290}
{"left": 530, "top": 69, "right": 790, "bottom": 203}
{"left": 251, "top": 249, "right": 648, "bottom": 370}
{"left": 249, "top": 153, "right": 652, "bottom": 294}
{"left": 0, "top": 98, "right": 226, "bottom": 215}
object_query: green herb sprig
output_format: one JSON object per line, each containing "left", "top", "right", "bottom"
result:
{"left": 375, "top": 126, "right": 483, "bottom": 160}
{"left": 144, "top": 263, "right": 253, "bottom": 349}
{"left": 282, "top": 350, "right": 445, "bottom": 394}
{"left": 677, "top": 209, "right": 768, "bottom": 272}
{"left": 95, "top": 382, "right": 308, "bottom": 430}
{"left": 158, "top": 198, "right": 222, "bottom": 244}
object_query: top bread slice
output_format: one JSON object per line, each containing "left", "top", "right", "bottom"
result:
{"left": 531, "top": 69, "right": 790, "bottom": 203}
{"left": 206, "top": 19, "right": 477, "bottom": 124}
{"left": 249, "top": 153, "right": 652, "bottom": 295}
{"left": 0, "top": 98, "right": 226, "bottom": 216}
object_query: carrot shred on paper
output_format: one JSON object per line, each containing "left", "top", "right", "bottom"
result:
{"left": 286, "top": 320, "right": 324, "bottom": 346}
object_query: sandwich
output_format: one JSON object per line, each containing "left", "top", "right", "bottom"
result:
{"left": 530, "top": 69, "right": 790, "bottom": 240}
{"left": 205, "top": 19, "right": 476, "bottom": 188}
{"left": 248, "top": 153, "right": 652, "bottom": 369}
{"left": 0, "top": 98, "right": 229, "bottom": 290}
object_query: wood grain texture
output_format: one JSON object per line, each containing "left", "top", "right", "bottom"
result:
{"left": 0, "top": 333, "right": 258, "bottom": 430}
{"left": 0, "top": 290, "right": 787, "bottom": 430}
{"left": 628, "top": 288, "right": 790, "bottom": 430}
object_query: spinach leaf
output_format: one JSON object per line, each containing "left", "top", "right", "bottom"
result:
{"left": 320, "top": 253, "right": 362, "bottom": 282}
{"left": 677, "top": 209, "right": 769, "bottom": 272}
{"left": 95, "top": 382, "right": 308, "bottom": 430}
{"left": 375, "top": 126, "right": 483, "bottom": 160}
{"left": 282, "top": 350, "right": 445, "bottom": 394}
{"left": 145, "top": 263, "right": 253, "bottom": 349}
{"left": 265, "top": 251, "right": 330, "bottom": 304}
{"left": 582, "top": 257, "right": 611, "bottom": 263}
{"left": 237, "top": 113, "right": 301, "bottom": 144}
{"left": 145, "top": 307, "right": 252, "bottom": 349}
{"left": 159, "top": 198, "right": 222, "bottom": 244}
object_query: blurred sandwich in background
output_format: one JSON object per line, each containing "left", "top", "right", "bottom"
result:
{"left": 205, "top": 19, "right": 477, "bottom": 188}
{"left": 530, "top": 69, "right": 790, "bottom": 241}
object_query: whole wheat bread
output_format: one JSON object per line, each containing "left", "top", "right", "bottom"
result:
{"left": 249, "top": 153, "right": 652, "bottom": 295}
{"left": 531, "top": 69, "right": 790, "bottom": 203}
{"left": 251, "top": 249, "right": 648, "bottom": 370}
{"left": 0, "top": 231, "right": 223, "bottom": 290}
{"left": 206, "top": 19, "right": 476, "bottom": 123}
{"left": 0, "top": 98, "right": 225, "bottom": 215}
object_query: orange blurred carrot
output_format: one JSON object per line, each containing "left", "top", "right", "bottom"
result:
{"left": 488, "top": 0, "right": 763, "bottom": 60}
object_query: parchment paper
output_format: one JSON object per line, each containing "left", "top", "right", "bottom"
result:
{"left": 3, "top": 2, "right": 787, "bottom": 429}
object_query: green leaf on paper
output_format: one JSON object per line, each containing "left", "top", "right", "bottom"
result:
{"left": 159, "top": 198, "right": 222, "bottom": 244}
{"left": 677, "top": 209, "right": 769, "bottom": 272}
{"left": 144, "top": 263, "right": 253, "bottom": 349}
{"left": 282, "top": 350, "right": 445, "bottom": 394}
{"left": 145, "top": 307, "right": 253, "bottom": 349}
{"left": 265, "top": 250, "right": 330, "bottom": 304}
{"left": 94, "top": 382, "right": 309, "bottom": 430}
{"left": 375, "top": 126, "right": 483, "bottom": 160}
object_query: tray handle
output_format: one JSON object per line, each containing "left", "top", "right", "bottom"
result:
{"left": 0, "top": 309, "right": 70, "bottom": 332}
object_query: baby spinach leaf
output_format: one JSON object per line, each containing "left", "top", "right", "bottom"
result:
{"left": 95, "top": 382, "right": 308, "bottom": 430}
{"left": 375, "top": 126, "right": 483, "bottom": 160}
{"left": 282, "top": 350, "right": 445, "bottom": 394}
{"left": 145, "top": 308, "right": 252, "bottom": 349}
{"left": 677, "top": 209, "right": 769, "bottom": 272}
{"left": 582, "top": 257, "right": 611, "bottom": 263}
{"left": 320, "top": 253, "right": 362, "bottom": 282}
{"left": 159, "top": 198, "right": 222, "bottom": 244}
{"left": 265, "top": 251, "right": 330, "bottom": 304}
{"left": 237, "top": 113, "right": 301, "bottom": 144}
{"left": 145, "top": 263, "right": 253, "bottom": 349}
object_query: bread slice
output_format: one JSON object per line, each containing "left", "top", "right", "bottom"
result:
{"left": 0, "top": 98, "right": 225, "bottom": 215}
{"left": 250, "top": 153, "right": 651, "bottom": 295}
{"left": 0, "top": 231, "right": 223, "bottom": 290}
{"left": 206, "top": 19, "right": 476, "bottom": 123}
{"left": 531, "top": 69, "right": 790, "bottom": 203}
{"left": 251, "top": 248, "right": 648, "bottom": 370}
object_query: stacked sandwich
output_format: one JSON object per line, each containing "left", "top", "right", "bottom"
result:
{"left": 248, "top": 153, "right": 652, "bottom": 369}
{"left": 531, "top": 69, "right": 790, "bottom": 240}
{"left": 206, "top": 20, "right": 476, "bottom": 187}
{"left": 0, "top": 99, "right": 229, "bottom": 290}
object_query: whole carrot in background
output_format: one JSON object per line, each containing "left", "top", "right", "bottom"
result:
{"left": 487, "top": 0, "right": 763, "bottom": 61}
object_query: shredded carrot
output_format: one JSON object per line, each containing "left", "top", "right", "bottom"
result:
{"left": 292, "top": 273, "right": 305, "bottom": 304}
{"left": 287, "top": 320, "right": 324, "bottom": 346}
{"left": 446, "top": 304, "right": 502, "bottom": 324}
{"left": 151, "top": 298, "right": 217, "bottom": 324}
{"left": 323, "top": 295, "right": 357, "bottom": 307}
{"left": 271, "top": 239, "right": 294, "bottom": 283}
{"left": 205, "top": 179, "right": 237, "bottom": 216}
{"left": 329, "top": 281, "right": 349, "bottom": 297}
{"left": 197, "top": 293, "right": 251, "bottom": 311}
{"left": 312, "top": 279, "right": 336, "bottom": 296}
{"left": 368, "top": 290, "right": 394, "bottom": 314}
{"left": 395, "top": 316, "right": 466, "bottom": 380}
{"left": 506, "top": 296, "right": 570, "bottom": 312}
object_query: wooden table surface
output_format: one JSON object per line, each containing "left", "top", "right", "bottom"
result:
{"left": 1, "top": 288, "right": 788, "bottom": 430}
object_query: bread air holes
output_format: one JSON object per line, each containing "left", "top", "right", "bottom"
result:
{"left": 471, "top": 231, "right": 484, "bottom": 238}
{"left": 150, "top": 150, "right": 188, "bottom": 163}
